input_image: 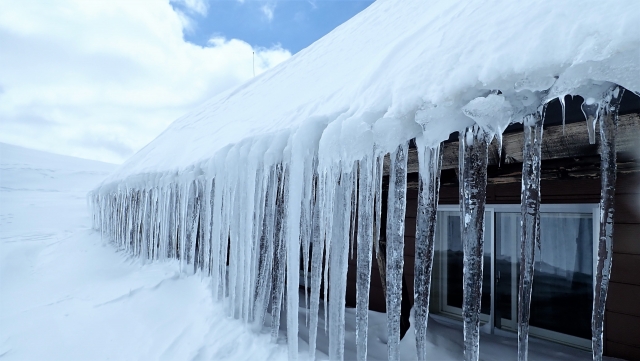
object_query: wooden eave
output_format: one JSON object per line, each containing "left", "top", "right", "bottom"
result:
{"left": 383, "top": 113, "right": 640, "bottom": 186}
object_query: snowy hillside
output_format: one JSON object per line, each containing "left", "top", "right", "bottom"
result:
{"left": 0, "top": 143, "right": 288, "bottom": 360}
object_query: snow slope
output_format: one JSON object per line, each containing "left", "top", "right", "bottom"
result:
{"left": 0, "top": 143, "right": 287, "bottom": 360}
{"left": 101, "top": 0, "right": 640, "bottom": 183}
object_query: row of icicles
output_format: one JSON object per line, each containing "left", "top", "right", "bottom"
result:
{"left": 89, "top": 86, "right": 624, "bottom": 361}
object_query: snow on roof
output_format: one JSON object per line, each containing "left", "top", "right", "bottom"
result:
{"left": 102, "top": 0, "right": 640, "bottom": 186}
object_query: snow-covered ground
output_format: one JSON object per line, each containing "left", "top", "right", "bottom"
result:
{"left": 1, "top": 142, "right": 617, "bottom": 360}
{"left": 0, "top": 143, "right": 286, "bottom": 361}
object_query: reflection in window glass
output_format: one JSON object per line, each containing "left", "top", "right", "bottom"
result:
{"left": 494, "top": 212, "right": 593, "bottom": 339}
{"left": 495, "top": 213, "right": 519, "bottom": 324}
{"left": 532, "top": 213, "right": 593, "bottom": 339}
{"left": 439, "top": 211, "right": 491, "bottom": 315}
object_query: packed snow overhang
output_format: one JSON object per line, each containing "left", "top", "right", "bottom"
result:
{"left": 97, "top": 0, "right": 640, "bottom": 187}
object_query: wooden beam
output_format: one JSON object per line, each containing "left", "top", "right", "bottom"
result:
{"left": 384, "top": 113, "right": 640, "bottom": 176}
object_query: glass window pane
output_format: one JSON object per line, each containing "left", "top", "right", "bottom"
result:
{"left": 439, "top": 211, "right": 491, "bottom": 315}
{"left": 494, "top": 212, "right": 593, "bottom": 339}
{"left": 495, "top": 212, "right": 520, "bottom": 324}
{"left": 531, "top": 213, "right": 593, "bottom": 339}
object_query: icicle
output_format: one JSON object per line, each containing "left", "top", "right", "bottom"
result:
{"left": 209, "top": 176, "right": 220, "bottom": 276}
{"left": 148, "top": 189, "right": 154, "bottom": 259}
{"left": 328, "top": 164, "right": 354, "bottom": 361}
{"left": 350, "top": 161, "right": 358, "bottom": 260}
{"left": 142, "top": 188, "right": 151, "bottom": 262}
{"left": 459, "top": 125, "right": 490, "bottom": 361}
{"left": 496, "top": 132, "right": 503, "bottom": 165}
{"left": 179, "top": 182, "right": 189, "bottom": 271}
{"left": 196, "top": 180, "right": 207, "bottom": 272}
{"left": 125, "top": 191, "right": 133, "bottom": 254}
{"left": 322, "top": 169, "right": 336, "bottom": 332}
{"left": 252, "top": 165, "right": 278, "bottom": 329}
{"left": 301, "top": 158, "right": 317, "bottom": 321}
{"left": 201, "top": 179, "right": 213, "bottom": 275}
{"left": 517, "top": 107, "right": 546, "bottom": 361}
{"left": 248, "top": 169, "right": 265, "bottom": 323}
{"left": 151, "top": 189, "right": 156, "bottom": 258}
{"left": 308, "top": 169, "right": 323, "bottom": 361}
{"left": 592, "top": 85, "right": 624, "bottom": 361}
{"left": 356, "top": 154, "right": 375, "bottom": 361}
{"left": 286, "top": 150, "right": 312, "bottom": 360}
{"left": 386, "top": 142, "right": 409, "bottom": 361}
{"left": 169, "top": 184, "right": 178, "bottom": 260}
{"left": 219, "top": 175, "right": 234, "bottom": 299}
{"left": 137, "top": 191, "right": 144, "bottom": 257}
{"left": 581, "top": 97, "right": 601, "bottom": 145}
{"left": 150, "top": 189, "right": 156, "bottom": 259}
{"left": 185, "top": 180, "right": 200, "bottom": 271}
{"left": 559, "top": 95, "right": 566, "bottom": 135}
{"left": 373, "top": 152, "right": 386, "bottom": 296}
{"left": 157, "top": 187, "right": 165, "bottom": 260}
{"left": 210, "top": 176, "right": 224, "bottom": 300}
{"left": 271, "top": 164, "right": 289, "bottom": 341}
{"left": 228, "top": 164, "right": 242, "bottom": 318}
{"left": 413, "top": 143, "right": 443, "bottom": 361}
{"left": 237, "top": 162, "right": 255, "bottom": 321}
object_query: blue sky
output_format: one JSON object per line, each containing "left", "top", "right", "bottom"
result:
{"left": 173, "top": 0, "right": 374, "bottom": 54}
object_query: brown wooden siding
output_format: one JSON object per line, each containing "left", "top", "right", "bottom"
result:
{"left": 607, "top": 173, "right": 640, "bottom": 360}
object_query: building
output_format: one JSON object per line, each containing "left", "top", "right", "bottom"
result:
{"left": 345, "top": 93, "right": 640, "bottom": 360}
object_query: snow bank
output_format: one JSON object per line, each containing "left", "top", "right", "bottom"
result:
{"left": 100, "top": 0, "right": 640, "bottom": 184}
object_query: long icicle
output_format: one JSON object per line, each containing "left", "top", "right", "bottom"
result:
{"left": 271, "top": 163, "right": 289, "bottom": 341}
{"left": 308, "top": 170, "right": 323, "bottom": 361}
{"left": 286, "top": 152, "right": 311, "bottom": 360}
{"left": 328, "top": 164, "right": 354, "bottom": 361}
{"left": 386, "top": 142, "right": 409, "bottom": 361}
{"left": 373, "top": 152, "right": 387, "bottom": 300}
{"left": 301, "top": 157, "right": 317, "bottom": 325}
{"left": 322, "top": 169, "right": 336, "bottom": 332}
{"left": 356, "top": 154, "right": 375, "bottom": 361}
{"left": 459, "top": 125, "right": 490, "bottom": 361}
{"left": 248, "top": 168, "right": 266, "bottom": 323}
{"left": 592, "top": 85, "right": 624, "bottom": 361}
{"left": 252, "top": 165, "right": 278, "bottom": 329}
{"left": 517, "top": 106, "right": 546, "bottom": 361}
{"left": 413, "top": 143, "right": 443, "bottom": 361}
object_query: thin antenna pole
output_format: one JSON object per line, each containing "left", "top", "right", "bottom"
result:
{"left": 253, "top": 51, "right": 255, "bottom": 78}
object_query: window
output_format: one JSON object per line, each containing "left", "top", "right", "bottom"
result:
{"left": 436, "top": 211, "right": 492, "bottom": 320}
{"left": 434, "top": 204, "right": 597, "bottom": 349}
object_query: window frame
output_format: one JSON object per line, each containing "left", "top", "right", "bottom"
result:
{"left": 434, "top": 203, "right": 599, "bottom": 350}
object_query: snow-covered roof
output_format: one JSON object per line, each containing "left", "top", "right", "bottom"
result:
{"left": 101, "top": 0, "right": 640, "bottom": 186}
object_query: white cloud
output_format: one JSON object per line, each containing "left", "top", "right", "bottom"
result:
{"left": 171, "top": 0, "right": 208, "bottom": 16}
{"left": 261, "top": 3, "right": 275, "bottom": 22}
{"left": 0, "top": 0, "right": 291, "bottom": 163}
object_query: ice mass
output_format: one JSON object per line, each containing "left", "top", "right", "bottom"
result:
{"left": 88, "top": 0, "right": 640, "bottom": 360}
